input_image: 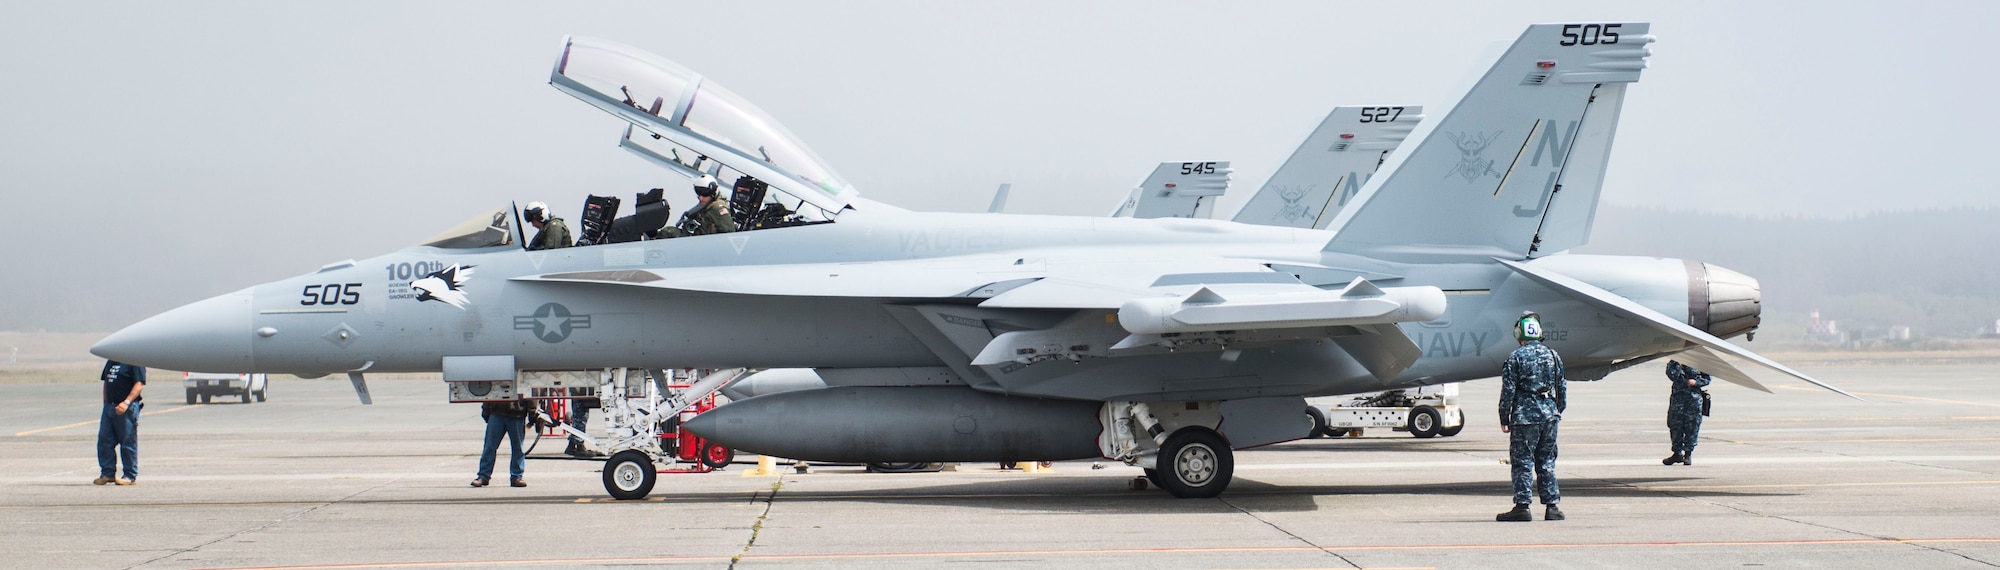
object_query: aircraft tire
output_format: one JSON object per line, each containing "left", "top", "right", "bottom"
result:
{"left": 1305, "top": 408, "right": 1327, "bottom": 439}
{"left": 1142, "top": 468, "right": 1165, "bottom": 490}
{"left": 1439, "top": 409, "right": 1465, "bottom": 437}
{"left": 1408, "top": 406, "right": 1442, "bottom": 438}
{"left": 1156, "top": 428, "right": 1232, "bottom": 499}
{"left": 603, "top": 450, "right": 657, "bottom": 500}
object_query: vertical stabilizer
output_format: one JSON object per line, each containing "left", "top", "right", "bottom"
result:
{"left": 1231, "top": 105, "right": 1423, "bottom": 229}
{"left": 1110, "top": 161, "right": 1232, "bottom": 219}
{"left": 1323, "top": 23, "right": 1652, "bottom": 261}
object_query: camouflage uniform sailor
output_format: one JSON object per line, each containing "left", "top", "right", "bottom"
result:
{"left": 1663, "top": 360, "right": 1711, "bottom": 465}
{"left": 1497, "top": 312, "right": 1567, "bottom": 522}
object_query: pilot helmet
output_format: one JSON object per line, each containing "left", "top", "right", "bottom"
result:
{"left": 1514, "top": 311, "right": 1544, "bottom": 342}
{"left": 523, "top": 201, "right": 549, "bottom": 224}
{"left": 693, "top": 174, "right": 720, "bottom": 198}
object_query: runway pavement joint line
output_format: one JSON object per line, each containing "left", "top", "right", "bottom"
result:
{"left": 730, "top": 478, "right": 783, "bottom": 569}
{"left": 192, "top": 537, "right": 2000, "bottom": 569}
{"left": 1218, "top": 495, "right": 1360, "bottom": 568}
{"left": 13, "top": 403, "right": 206, "bottom": 436}
{"left": 1774, "top": 385, "right": 2000, "bottom": 408}
{"left": 147, "top": 452, "right": 472, "bottom": 567}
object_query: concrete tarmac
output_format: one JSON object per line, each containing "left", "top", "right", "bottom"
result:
{"left": 4, "top": 363, "right": 1998, "bottom": 569}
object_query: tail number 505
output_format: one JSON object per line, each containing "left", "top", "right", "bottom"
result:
{"left": 1559, "top": 24, "right": 1621, "bottom": 46}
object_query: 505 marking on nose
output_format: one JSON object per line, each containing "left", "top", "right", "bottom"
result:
{"left": 300, "top": 283, "right": 362, "bottom": 306}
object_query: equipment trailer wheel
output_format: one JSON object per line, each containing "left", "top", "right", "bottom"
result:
{"left": 603, "top": 450, "right": 657, "bottom": 500}
{"left": 242, "top": 387, "right": 256, "bottom": 404}
{"left": 186, "top": 391, "right": 197, "bottom": 405}
{"left": 1439, "top": 409, "right": 1465, "bottom": 437}
{"left": 1304, "top": 408, "right": 1328, "bottom": 439}
{"left": 701, "top": 443, "right": 734, "bottom": 469}
{"left": 1408, "top": 406, "right": 1442, "bottom": 438}
{"left": 1156, "top": 428, "right": 1233, "bottom": 498}
{"left": 256, "top": 388, "right": 267, "bottom": 402}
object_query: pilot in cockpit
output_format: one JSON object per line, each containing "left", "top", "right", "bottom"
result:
{"left": 681, "top": 176, "right": 738, "bottom": 236}
{"left": 524, "top": 201, "right": 574, "bottom": 250}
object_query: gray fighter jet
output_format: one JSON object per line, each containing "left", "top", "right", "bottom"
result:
{"left": 94, "top": 23, "right": 1850, "bottom": 499}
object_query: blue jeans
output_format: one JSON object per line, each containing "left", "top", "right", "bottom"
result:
{"left": 477, "top": 414, "right": 527, "bottom": 481}
{"left": 97, "top": 402, "right": 141, "bottom": 480}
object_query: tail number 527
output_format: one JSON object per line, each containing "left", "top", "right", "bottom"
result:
{"left": 1559, "top": 24, "right": 1620, "bottom": 46}
{"left": 1359, "top": 106, "right": 1405, "bottom": 123}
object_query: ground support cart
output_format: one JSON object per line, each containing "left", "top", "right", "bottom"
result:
{"left": 1305, "top": 383, "right": 1465, "bottom": 439}
{"left": 518, "top": 367, "right": 753, "bottom": 499}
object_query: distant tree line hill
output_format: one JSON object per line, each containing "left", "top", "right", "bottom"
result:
{"left": 1579, "top": 206, "right": 2000, "bottom": 340}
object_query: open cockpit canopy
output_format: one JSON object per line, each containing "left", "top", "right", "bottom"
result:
{"left": 551, "top": 36, "right": 855, "bottom": 217}
{"left": 419, "top": 205, "right": 518, "bottom": 249}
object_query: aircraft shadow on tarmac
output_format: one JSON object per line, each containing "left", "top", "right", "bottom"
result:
{"left": 529, "top": 474, "right": 1793, "bottom": 514}
{"left": 23, "top": 475, "right": 1785, "bottom": 513}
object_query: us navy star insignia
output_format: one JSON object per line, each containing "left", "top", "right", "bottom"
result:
{"left": 513, "top": 302, "right": 591, "bottom": 343}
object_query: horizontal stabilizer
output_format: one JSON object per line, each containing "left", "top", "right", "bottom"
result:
{"left": 1671, "top": 346, "right": 1768, "bottom": 393}
{"left": 1495, "top": 258, "right": 1856, "bottom": 399}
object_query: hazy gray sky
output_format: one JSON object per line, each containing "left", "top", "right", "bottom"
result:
{"left": 4, "top": 1, "right": 1997, "bottom": 331}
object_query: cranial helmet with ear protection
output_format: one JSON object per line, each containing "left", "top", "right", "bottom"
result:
{"left": 1514, "top": 311, "right": 1544, "bottom": 342}
{"left": 692, "top": 174, "right": 719, "bottom": 198}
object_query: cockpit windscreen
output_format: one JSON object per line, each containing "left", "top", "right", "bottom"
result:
{"left": 419, "top": 206, "right": 515, "bottom": 249}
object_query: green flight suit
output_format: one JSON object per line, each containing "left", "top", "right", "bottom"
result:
{"left": 529, "top": 217, "right": 573, "bottom": 250}
{"left": 693, "top": 200, "right": 737, "bottom": 235}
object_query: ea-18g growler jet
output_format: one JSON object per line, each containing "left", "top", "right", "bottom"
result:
{"left": 95, "top": 22, "right": 1850, "bottom": 499}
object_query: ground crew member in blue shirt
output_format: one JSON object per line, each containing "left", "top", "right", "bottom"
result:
{"left": 1663, "top": 360, "right": 1712, "bottom": 465}
{"left": 96, "top": 360, "right": 146, "bottom": 486}
{"left": 1497, "top": 312, "right": 1566, "bottom": 522}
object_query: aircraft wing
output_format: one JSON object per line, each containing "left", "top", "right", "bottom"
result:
{"left": 510, "top": 260, "right": 1024, "bottom": 299}
{"left": 1495, "top": 258, "right": 1858, "bottom": 399}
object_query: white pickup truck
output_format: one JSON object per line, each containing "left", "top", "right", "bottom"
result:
{"left": 184, "top": 372, "right": 268, "bottom": 404}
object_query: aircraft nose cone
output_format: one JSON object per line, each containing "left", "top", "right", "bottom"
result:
{"left": 92, "top": 290, "right": 254, "bottom": 372}
{"left": 681, "top": 408, "right": 722, "bottom": 440}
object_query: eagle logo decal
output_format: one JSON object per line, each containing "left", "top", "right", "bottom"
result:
{"left": 412, "top": 264, "right": 475, "bottom": 309}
